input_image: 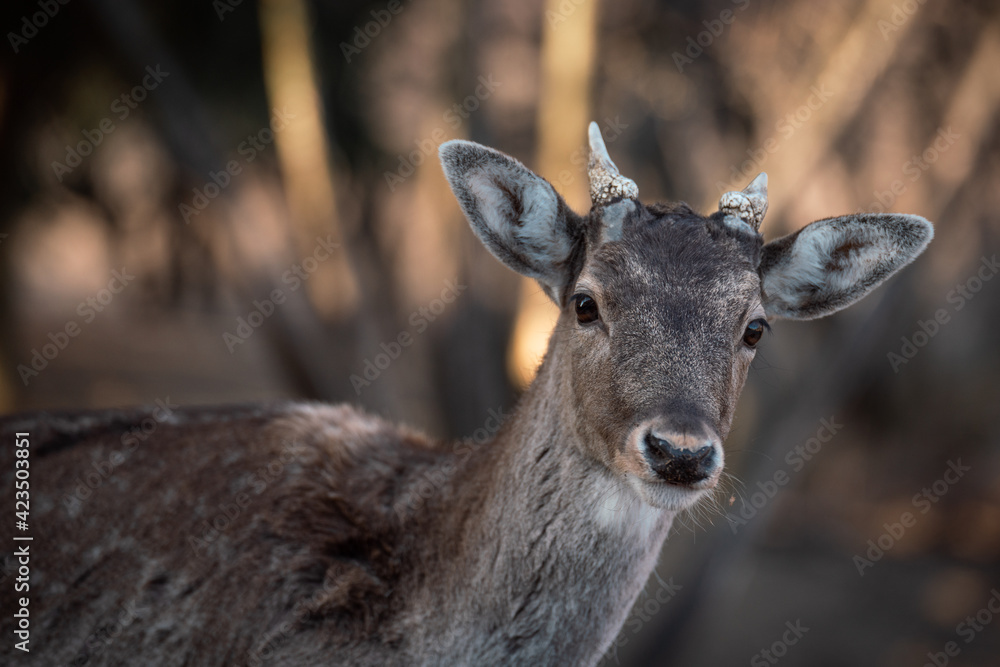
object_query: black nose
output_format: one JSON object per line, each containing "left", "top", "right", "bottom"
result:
{"left": 644, "top": 433, "right": 716, "bottom": 485}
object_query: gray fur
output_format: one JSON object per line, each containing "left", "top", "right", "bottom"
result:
{"left": 596, "top": 199, "right": 635, "bottom": 244}
{"left": 0, "top": 129, "right": 933, "bottom": 667}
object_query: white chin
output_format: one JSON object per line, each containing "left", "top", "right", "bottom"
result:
{"left": 630, "top": 477, "right": 710, "bottom": 511}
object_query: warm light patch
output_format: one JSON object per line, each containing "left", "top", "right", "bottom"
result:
{"left": 508, "top": 0, "right": 598, "bottom": 388}
{"left": 11, "top": 206, "right": 112, "bottom": 311}
{"left": 507, "top": 277, "right": 559, "bottom": 389}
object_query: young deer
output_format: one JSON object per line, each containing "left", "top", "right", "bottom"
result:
{"left": 1, "top": 123, "right": 931, "bottom": 666}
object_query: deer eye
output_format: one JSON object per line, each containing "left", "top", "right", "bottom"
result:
{"left": 743, "top": 319, "right": 768, "bottom": 347}
{"left": 574, "top": 294, "right": 600, "bottom": 324}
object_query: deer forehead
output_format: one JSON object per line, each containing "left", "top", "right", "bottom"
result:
{"left": 578, "top": 213, "right": 764, "bottom": 322}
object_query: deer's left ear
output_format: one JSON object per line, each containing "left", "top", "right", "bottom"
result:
{"left": 760, "top": 214, "right": 933, "bottom": 320}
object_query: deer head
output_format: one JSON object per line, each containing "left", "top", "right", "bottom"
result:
{"left": 439, "top": 122, "right": 932, "bottom": 514}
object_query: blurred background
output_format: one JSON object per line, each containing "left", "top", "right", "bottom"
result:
{"left": 1, "top": 0, "right": 998, "bottom": 664}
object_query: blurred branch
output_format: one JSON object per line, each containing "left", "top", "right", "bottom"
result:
{"left": 507, "top": 0, "right": 600, "bottom": 390}
{"left": 259, "top": 0, "right": 359, "bottom": 318}
{"left": 86, "top": 0, "right": 223, "bottom": 176}
{"left": 756, "top": 0, "right": 926, "bottom": 229}
{"left": 930, "top": 24, "right": 1000, "bottom": 203}
{"left": 86, "top": 0, "right": 349, "bottom": 400}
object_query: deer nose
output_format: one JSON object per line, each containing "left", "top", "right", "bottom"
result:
{"left": 643, "top": 432, "right": 717, "bottom": 486}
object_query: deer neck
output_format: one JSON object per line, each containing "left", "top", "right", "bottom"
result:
{"left": 434, "top": 336, "right": 675, "bottom": 663}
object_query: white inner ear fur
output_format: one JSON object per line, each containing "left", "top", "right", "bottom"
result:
{"left": 763, "top": 220, "right": 892, "bottom": 318}
{"left": 467, "top": 169, "right": 569, "bottom": 270}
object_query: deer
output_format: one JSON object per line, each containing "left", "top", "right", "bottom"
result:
{"left": 0, "top": 122, "right": 932, "bottom": 666}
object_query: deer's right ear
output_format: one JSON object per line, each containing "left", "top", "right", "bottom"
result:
{"left": 439, "top": 140, "right": 583, "bottom": 302}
